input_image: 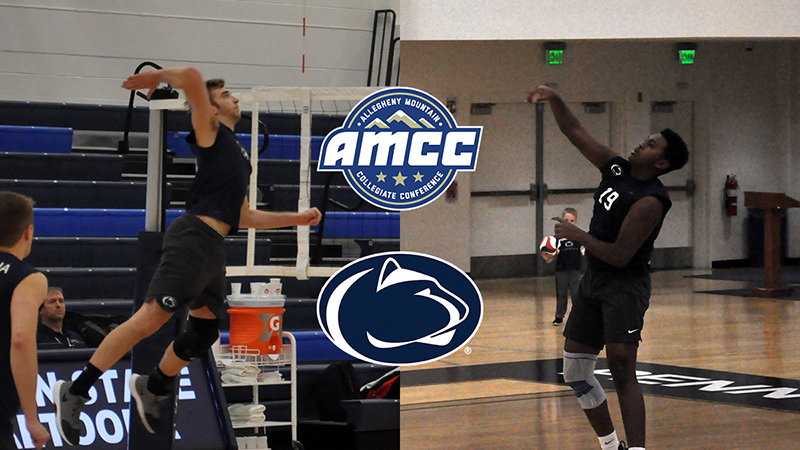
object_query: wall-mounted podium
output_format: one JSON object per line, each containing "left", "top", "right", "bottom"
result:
{"left": 744, "top": 191, "right": 800, "bottom": 297}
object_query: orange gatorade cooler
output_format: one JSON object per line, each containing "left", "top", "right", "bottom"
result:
{"left": 228, "top": 306, "right": 285, "bottom": 355}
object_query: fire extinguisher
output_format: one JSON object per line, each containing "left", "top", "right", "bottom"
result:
{"left": 725, "top": 174, "right": 739, "bottom": 216}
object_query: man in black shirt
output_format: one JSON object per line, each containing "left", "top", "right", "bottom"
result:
{"left": 528, "top": 86, "right": 688, "bottom": 450}
{"left": 55, "top": 67, "right": 323, "bottom": 445}
{"left": 37, "top": 287, "right": 86, "bottom": 349}
{"left": 541, "top": 207, "right": 584, "bottom": 326}
{"left": 0, "top": 191, "right": 50, "bottom": 449}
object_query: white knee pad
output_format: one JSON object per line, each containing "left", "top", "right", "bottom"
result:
{"left": 562, "top": 351, "right": 606, "bottom": 409}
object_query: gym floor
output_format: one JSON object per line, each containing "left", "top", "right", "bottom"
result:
{"left": 401, "top": 269, "right": 800, "bottom": 449}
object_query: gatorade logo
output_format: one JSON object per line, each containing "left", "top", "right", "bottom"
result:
{"left": 317, "top": 252, "right": 483, "bottom": 366}
{"left": 318, "top": 87, "right": 482, "bottom": 211}
{"left": 268, "top": 315, "right": 281, "bottom": 332}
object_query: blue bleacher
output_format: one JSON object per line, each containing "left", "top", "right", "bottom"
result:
{"left": 0, "top": 152, "right": 124, "bottom": 181}
{"left": 40, "top": 267, "right": 136, "bottom": 299}
{"left": 33, "top": 208, "right": 398, "bottom": 239}
{"left": 3, "top": 107, "right": 400, "bottom": 435}
{"left": 33, "top": 208, "right": 184, "bottom": 237}
{"left": 0, "top": 180, "right": 167, "bottom": 209}
{"left": 220, "top": 330, "right": 351, "bottom": 363}
{"left": 168, "top": 132, "right": 322, "bottom": 160}
{"left": 29, "top": 237, "right": 140, "bottom": 267}
{"left": 322, "top": 212, "right": 400, "bottom": 239}
{"left": 28, "top": 236, "right": 273, "bottom": 268}
{"left": 256, "top": 159, "right": 339, "bottom": 185}
{"left": 263, "top": 184, "right": 382, "bottom": 212}
{"left": 0, "top": 125, "right": 73, "bottom": 153}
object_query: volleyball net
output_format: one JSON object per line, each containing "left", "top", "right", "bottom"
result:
{"left": 226, "top": 87, "right": 380, "bottom": 280}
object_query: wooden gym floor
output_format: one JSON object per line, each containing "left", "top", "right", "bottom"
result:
{"left": 400, "top": 269, "right": 800, "bottom": 449}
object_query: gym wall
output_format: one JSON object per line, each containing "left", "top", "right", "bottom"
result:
{"left": 0, "top": 0, "right": 397, "bottom": 104}
{"left": 399, "top": 39, "right": 800, "bottom": 274}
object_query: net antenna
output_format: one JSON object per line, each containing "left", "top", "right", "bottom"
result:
{"left": 229, "top": 87, "right": 380, "bottom": 280}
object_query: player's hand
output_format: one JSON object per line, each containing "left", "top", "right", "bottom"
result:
{"left": 552, "top": 216, "right": 581, "bottom": 241}
{"left": 298, "top": 208, "right": 322, "bottom": 226}
{"left": 526, "top": 85, "right": 558, "bottom": 104}
{"left": 540, "top": 251, "right": 555, "bottom": 263}
{"left": 26, "top": 418, "right": 50, "bottom": 449}
{"left": 122, "top": 70, "right": 163, "bottom": 99}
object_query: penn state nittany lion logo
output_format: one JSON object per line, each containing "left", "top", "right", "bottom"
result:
{"left": 161, "top": 296, "right": 177, "bottom": 309}
{"left": 317, "top": 252, "right": 483, "bottom": 365}
{"left": 318, "top": 88, "right": 482, "bottom": 211}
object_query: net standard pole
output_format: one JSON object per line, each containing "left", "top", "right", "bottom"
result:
{"left": 296, "top": 88, "right": 312, "bottom": 279}
{"left": 145, "top": 104, "right": 166, "bottom": 232}
{"left": 247, "top": 93, "right": 259, "bottom": 271}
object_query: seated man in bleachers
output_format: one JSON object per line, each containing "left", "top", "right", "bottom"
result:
{"left": 36, "top": 287, "right": 86, "bottom": 349}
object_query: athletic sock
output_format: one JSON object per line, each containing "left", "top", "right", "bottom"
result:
{"left": 69, "top": 363, "right": 102, "bottom": 399}
{"left": 598, "top": 430, "right": 619, "bottom": 450}
{"left": 147, "top": 367, "right": 175, "bottom": 396}
{"left": 629, "top": 448, "right": 645, "bottom": 450}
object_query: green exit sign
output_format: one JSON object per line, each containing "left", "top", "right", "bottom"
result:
{"left": 677, "top": 42, "right": 697, "bottom": 65}
{"left": 544, "top": 42, "right": 567, "bottom": 65}
{"left": 679, "top": 49, "right": 695, "bottom": 64}
{"left": 546, "top": 50, "right": 564, "bottom": 65}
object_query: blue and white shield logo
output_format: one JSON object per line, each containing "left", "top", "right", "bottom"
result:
{"left": 318, "top": 87, "right": 482, "bottom": 211}
{"left": 317, "top": 252, "right": 483, "bottom": 366}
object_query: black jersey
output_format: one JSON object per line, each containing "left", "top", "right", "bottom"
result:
{"left": 185, "top": 123, "right": 252, "bottom": 233}
{"left": 36, "top": 324, "right": 86, "bottom": 349}
{"left": 555, "top": 238, "right": 583, "bottom": 272}
{"left": 0, "top": 251, "right": 38, "bottom": 428}
{"left": 586, "top": 156, "right": 671, "bottom": 272}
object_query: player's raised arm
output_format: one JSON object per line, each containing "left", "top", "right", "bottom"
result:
{"left": 527, "top": 85, "right": 616, "bottom": 170}
{"left": 122, "top": 67, "right": 217, "bottom": 146}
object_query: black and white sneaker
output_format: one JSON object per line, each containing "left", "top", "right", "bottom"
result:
{"left": 54, "top": 380, "right": 87, "bottom": 446}
{"left": 552, "top": 317, "right": 563, "bottom": 326}
{"left": 618, "top": 441, "right": 628, "bottom": 450}
{"left": 130, "top": 374, "right": 170, "bottom": 434}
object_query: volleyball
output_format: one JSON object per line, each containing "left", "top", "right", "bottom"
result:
{"left": 539, "top": 236, "right": 558, "bottom": 255}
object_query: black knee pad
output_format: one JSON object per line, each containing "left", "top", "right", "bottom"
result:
{"left": 173, "top": 316, "right": 220, "bottom": 362}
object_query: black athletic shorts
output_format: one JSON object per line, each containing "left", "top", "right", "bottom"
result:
{"left": 146, "top": 214, "right": 227, "bottom": 318}
{"left": 563, "top": 266, "right": 651, "bottom": 349}
{"left": 0, "top": 427, "right": 14, "bottom": 450}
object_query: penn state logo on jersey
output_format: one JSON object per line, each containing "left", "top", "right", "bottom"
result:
{"left": 318, "top": 87, "right": 482, "bottom": 211}
{"left": 160, "top": 296, "right": 177, "bottom": 309}
{"left": 236, "top": 141, "right": 251, "bottom": 161}
{"left": 317, "top": 252, "right": 483, "bottom": 365}
{"left": 610, "top": 164, "right": 624, "bottom": 176}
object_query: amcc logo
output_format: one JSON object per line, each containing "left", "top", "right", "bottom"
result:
{"left": 318, "top": 87, "right": 482, "bottom": 211}
{"left": 317, "top": 252, "right": 483, "bottom": 366}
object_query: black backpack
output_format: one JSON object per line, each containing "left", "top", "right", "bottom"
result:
{"left": 63, "top": 311, "right": 127, "bottom": 348}
{"left": 313, "top": 361, "right": 361, "bottom": 422}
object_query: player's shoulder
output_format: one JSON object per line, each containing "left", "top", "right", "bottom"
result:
{"left": 601, "top": 156, "right": 630, "bottom": 177}
{"left": 17, "top": 271, "right": 46, "bottom": 289}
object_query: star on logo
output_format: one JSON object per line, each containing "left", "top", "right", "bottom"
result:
{"left": 393, "top": 172, "right": 407, "bottom": 186}
{"left": 376, "top": 172, "right": 387, "bottom": 182}
{"left": 413, "top": 172, "right": 424, "bottom": 182}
